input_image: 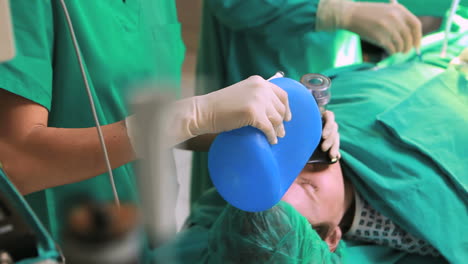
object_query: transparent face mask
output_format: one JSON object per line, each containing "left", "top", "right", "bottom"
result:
{"left": 300, "top": 74, "right": 336, "bottom": 164}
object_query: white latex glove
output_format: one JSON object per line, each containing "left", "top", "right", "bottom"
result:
{"left": 126, "top": 73, "right": 290, "bottom": 154}
{"left": 186, "top": 74, "right": 291, "bottom": 144}
{"left": 320, "top": 110, "right": 340, "bottom": 161}
{"left": 317, "top": 0, "right": 422, "bottom": 54}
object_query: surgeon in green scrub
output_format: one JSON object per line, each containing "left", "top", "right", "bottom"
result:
{"left": 190, "top": 0, "right": 423, "bottom": 205}
{"left": 0, "top": 0, "right": 291, "bottom": 248}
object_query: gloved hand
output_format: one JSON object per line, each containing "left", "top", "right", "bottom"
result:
{"left": 450, "top": 47, "right": 468, "bottom": 76}
{"left": 126, "top": 74, "right": 291, "bottom": 154}
{"left": 183, "top": 74, "right": 291, "bottom": 145}
{"left": 317, "top": 0, "right": 422, "bottom": 54}
{"left": 450, "top": 47, "right": 468, "bottom": 65}
{"left": 320, "top": 110, "right": 340, "bottom": 161}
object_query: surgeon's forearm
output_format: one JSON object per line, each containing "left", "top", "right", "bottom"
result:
{"left": 0, "top": 122, "right": 136, "bottom": 195}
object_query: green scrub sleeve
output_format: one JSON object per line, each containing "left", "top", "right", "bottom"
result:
{"left": 0, "top": 0, "right": 54, "bottom": 110}
{"left": 205, "top": 0, "right": 319, "bottom": 38}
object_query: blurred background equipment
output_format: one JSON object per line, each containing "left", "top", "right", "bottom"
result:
{"left": 300, "top": 73, "right": 336, "bottom": 164}
{"left": 62, "top": 200, "right": 141, "bottom": 264}
{"left": 0, "top": 251, "right": 13, "bottom": 264}
{"left": 300, "top": 73, "right": 331, "bottom": 113}
{"left": 0, "top": 168, "right": 63, "bottom": 264}
{"left": 0, "top": 192, "right": 38, "bottom": 262}
{"left": 130, "top": 92, "right": 179, "bottom": 250}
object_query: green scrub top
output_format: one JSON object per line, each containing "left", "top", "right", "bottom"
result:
{"left": 191, "top": 0, "right": 362, "bottom": 205}
{"left": 0, "top": 0, "right": 184, "bottom": 241}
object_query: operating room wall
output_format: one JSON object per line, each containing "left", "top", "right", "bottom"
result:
{"left": 174, "top": 0, "right": 202, "bottom": 230}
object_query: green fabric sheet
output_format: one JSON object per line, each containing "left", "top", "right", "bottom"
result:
{"left": 326, "top": 35, "right": 468, "bottom": 263}
{"left": 0, "top": 169, "right": 61, "bottom": 263}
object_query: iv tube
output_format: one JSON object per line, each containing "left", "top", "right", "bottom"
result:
{"left": 441, "top": 0, "right": 461, "bottom": 57}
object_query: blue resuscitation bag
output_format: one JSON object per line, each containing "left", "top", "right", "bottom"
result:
{"left": 208, "top": 77, "right": 322, "bottom": 212}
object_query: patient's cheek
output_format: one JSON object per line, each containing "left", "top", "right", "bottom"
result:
{"left": 282, "top": 186, "right": 301, "bottom": 209}
{"left": 281, "top": 184, "right": 311, "bottom": 220}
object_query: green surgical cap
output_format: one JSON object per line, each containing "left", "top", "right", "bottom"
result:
{"left": 205, "top": 201, "right": 346, "bottom": 263}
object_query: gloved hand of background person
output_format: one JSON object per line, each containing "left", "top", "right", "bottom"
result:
{"left": 317, "top": 0, "right": 422, "bottom": 54}
{"left": 450, "top": 47, "right": 468, "bottom": 64}
{"left": 320, "top": 110, "right": 341, "bottom": 161}
{"left": 187, "top": 73, "right": 291, "bottom": 145}
{"left": 450, "top": 47, "right": 468, "bottom": 76}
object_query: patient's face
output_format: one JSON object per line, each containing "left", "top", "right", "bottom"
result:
{"left": 282, "top": 162, "right": 347, "bottom": 234}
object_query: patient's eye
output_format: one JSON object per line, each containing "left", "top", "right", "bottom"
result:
{"left": 296, "top": 178, "right": 319, "bottom": 191}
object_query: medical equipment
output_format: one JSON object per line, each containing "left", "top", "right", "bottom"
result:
{"left": 0, "top": 168, "right": 64, "bottom": 264}
{"left": 0, "top": 251, "right": 13, "bottom": 264}
{"left": 300, "top": 73, "right": 337, "bottom": 164}
{"left": 208, "top": 77, "right": 322, "bottom": 212}
{"left": 441, "top": 0, "right": 461, "bottom": 57}
{"left": 0, "top": 0, "right": 15, "bottom": 62}
{"left": 129, "top": 92, "right": 178, "bottom": 251}
{"left": 300, "top": 73, "right": 331, "bottom": 113}
{"left": 58, "top": 0, "right": 120, "bottom": 206}
{"left": 62, "top": 201, "right": 141, "bottom": 264}
{"left": 0, "top": 192, "right": 38, "bottom": 262}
